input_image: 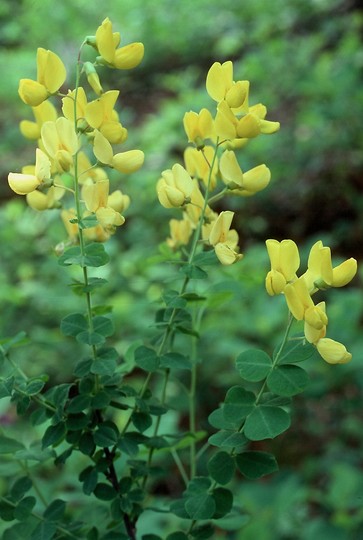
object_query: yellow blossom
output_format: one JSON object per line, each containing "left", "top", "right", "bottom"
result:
{"left": 265, "top": 239, "right": 300, "bottom": 295}
{"left": 184, "top": 146, "right": 218, "bottom": 190}
{"left": 95, "top": 17, "right": 144, "bottom": 70}
{"left": 8, "top": 148, "right": 51, "bottom": 195}
{"left": 41, "top": 117, "right": 79, "bottom": 172}
{"left": 215, "top": 100, "right": 280, "bottom": 141}
{"left": 82, "top": 178, "right": 125, "bottom": 229}
{"left": 166, "top": 217, "right": 193, "bottom": 249}
{"left": 85, "top": 91, "right": 127, "bottom": 144}
{"left": 219, "top": 150, "right": 271, "bottom": 195}
{"left": 183, "top": 109, "right": 215, "bottom": 147}
{"left": 206, "top": 61, "right": 249, "bottom": 113}
{"left": 93, "top": 130, "right": 144, "bottom": 173}
{"left": 284, "top": 277, "right": 328, "bottom": 331}
{"left": 302, "top": 240, "right": 357, "bottom": 292}
{"left": 157, "top": 164, "right": 194, "bottom": 208}
{"left": 18, "top": 48, "right": 66, "bottom": 106}
{"left": 316, "top": 338, "right": 352, "bottom": 365}
{"left": 20, "top": 101, "right": 58, "bottom": 140}
{"left": 83, "top": 61, "right": 103, "bottom": 95}
{"left": 26, "top": 185, "right": 65, "bottom": 211}
{"left": 208, "top": 211, "right": 242, "bottom": 265}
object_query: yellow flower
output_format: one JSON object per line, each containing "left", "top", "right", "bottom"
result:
{"left": 166, "top": 217, "right": 193, "bottom": 249}
{"left": 83, "top": 61, "right": 103, "bottom": 95}
{"left": 302, "top": 240, "right": 357, "bottom": 292}
{"left": 184, "top": 179, "right": 213, "bottom": 226}
{"left": 82, "top": 178, "right": 125, "bottom": 229}
{"left": 219, "top": 150, "right": 271, "bottom": 195}
{"left": 41, "top": 117, "right": 79, "bottom": 172}
{"left": 26, "top": 185, "right": 64, "bottom": 210}
{"left": 208, "top": 211, "right": 242, "bottom": 265}
{"left": 8, "top": 148, "right": 51, "bottom": 195}
{"left": 316, "top": 338, "right": 352, "bottom": 365}
{"left": 183, "top": 109, "right": 215, "bottom": 148}
{"left": 62, "top": 87, "right": 88, "bottom": 124}
{"left": 93, "top": 130, "right": 144, "bottom": 173}
{"left": 157, "top": 164, "right": 194, "bottom": 208}
{"left": 284, "top": 277, "right": 328, "bottom": 331}
{"left": 85, "top": 91, "right": 127, "bottom": 144}
{"left": 265, "top": 239, "right": 300, "bottom": 295}
{"left": 18, "top": 48, "right": 66, "bottom": 106}
{"left": 304, "top": 301, "right": 327, "bottom": 344}
{"left": 107, "top": 190, "right": 130, "bottom": 214}
{"left": 95, "top": 17, "right": 144, "bottom": 70}
{"left": 184, "top": 146, "right": 218, "bottom": 190}
{"left": 20, "top": 101, "right": 58, "bottom": 140}
{"left": 206, "top": 61, "right": 249, "bottom": 113}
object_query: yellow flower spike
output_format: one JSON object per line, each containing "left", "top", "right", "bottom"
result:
{"left": 209, "top": 211, "right": 235, "bottom": 246}
{"left": 107, "top": 190, "right": 130, "bottom": 213}
{"left": 316, "top": 338, "right": 352, "bottom": 364}
{"left": 41, "top": 117, "right": 79, "bottom": 172}
{"left": 265, "top": 239, "right": 300, "bottom": 294}
{"left": 157, "top": 164, "right": 194, "bottom": 208}
{"left": 167, "top": 217, "right": 193, "bottom": 249}
{"left": 95, "top": 17, "right": 144, "bottom": 70}
{"left": 184, "top": 146, "right": 218, "bottom": 190}
{"left": 8, "top": 148, "right": 51, "bottom": 195}
{"left": 183, "top": 109, "right": 215, "bottom": 147}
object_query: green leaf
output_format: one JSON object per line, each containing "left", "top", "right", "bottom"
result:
{"left": 163, "top": 289, "right": 187, "bottom": 308}
{"left": 236, "top": 349, "right": 272, "bottom": 382}
{"left": 1, "top": 331, "right": 28, "bottom": 353}
{"left": 267, "top": 365, "right": 309, "bottom": 397}
{"left": 159, "top": 352, "right": 191, "bottom": 370}
{"left": 0, "top": 435, "right": 25, "bottom": 454}
{"left": 235, "top": 451, "right": 278, "bottom": 479}
{"left": 207, "top": 451, "right": 235, "bottom": 485}
{"left": 77, "top": 330, "right": 105, "bottom": 346}
{"left": 3, "top": 523, "right": 33, "bottom": 540}
{"left": 90, "top": 356, "right": 117, "bottom": 376}
{"left": 57, "top": 246, "right": 82, "bottom": 266}
{"left": 223, "top": 386, "right": 255, "bottom": 424}
{"left": 190, "top": 524, "right": 215, "bottom": 539}
{"left": 67, "top": 394, "right": 91, "bottom": 413}
{"left": 132, "top": 412, "right": 152, "bottom": 433}
{"left": 179, "top": 264, "right": 208, "bottom": 280}
{"left": 185, "top": 476, "right": 211, "bottom": 494}
{"left": 170, "top": 498, "right": 189, "bottom": 519}
{"left": 185, "top": 493, "right": 216, "bottom": 520}
{"left": 94, "top": 483, "right": 117, "bottom": 501}
{"left": 244, "top": 406, "right": 290, "bottom": 441}
{"left": 93, "top": 423, "right": 119, "bottom": 447}
{"left": 277, "top": 337, "right": 316, "bottom": 365}
{"left": 79, "top": 466, "right": 98, "bottom": 495}
{"left": 26, "top": 378, "right": 46, "bottom": 396}
{"left": 10, "top": 476, "right": 32, "bottom": 501}
{"left": 93, "top": 316, "right": 114, "bottom": 337}
{"left": 84, "top": 243, "right": 110, "bottom": 267}
{"left": 13, "top": 496, "right": 36, "bottom": 521}
{"left": 0, "top": 499, "right": 14, "bottom": 520}
{"left": 78, "top": 432, "right": 96, "bottom": 456}
{"left": 42, "top": 423, "right": 66, "bottom": 448}
{"left": 43, "top": 499, "right": 66, "bottom": 521}
{"left": 208, "top": 408, "right": 236, "bottom": 430}
{"left": 60, "top": 313, "right": 88, "bottom": 338}
{"left": 208, "top": 430, "right": 247, "bottom": 448}
{"left": 166, "top": 533, "right": 188, "bottom": 540}
{"left": 212, "top": 487, "right": 233, "bottom": 519}
{"left": 30, "top": 521, "right": 57, "bottom": 540}
{"left": 134, "top": 346, "right": 159, "bottom": 372}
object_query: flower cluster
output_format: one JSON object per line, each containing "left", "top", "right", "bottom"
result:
{"left": 158, "top": 60, "right": 280, "bottom": 265}
{"left": 8, "top": 18, "right": 144, "bottom": 244}
{"left": 266, "top": 239, "right": 357, "bottom": 364}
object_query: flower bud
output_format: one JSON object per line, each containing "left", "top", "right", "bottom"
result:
{"left": 18, "top": 79, "right": 48, "bottom": 106}
{"left": 316, "top": 338, "right": 352, "bottom": 364}
{"left": 84, "top": 61, "right": 103, "bottom": 95}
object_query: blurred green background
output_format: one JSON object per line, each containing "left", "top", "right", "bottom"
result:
{"left": 1, "top": 0, "right": 363, "bottom": 538}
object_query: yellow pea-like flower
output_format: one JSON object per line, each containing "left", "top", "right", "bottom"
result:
{"left": 183, "top": 109, "right": 215, "bottom": 147}
{"left": 316, "top": 338, "right": 352, "bottom": 365}
{"left": 265, "top": 239, "right": 300, "bottom": 295}
{"left": 157, "top": 164, "right": 194, "bottom": 208}
{"left": 8, "top": 148, "right": 51, "bottom": 195}
{"left": 95, "top": 18, "right": 144, "bottom": 70}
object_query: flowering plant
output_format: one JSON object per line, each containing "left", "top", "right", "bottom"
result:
{"left": 1, "top": 17, "right": 357, "bottom": 540}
